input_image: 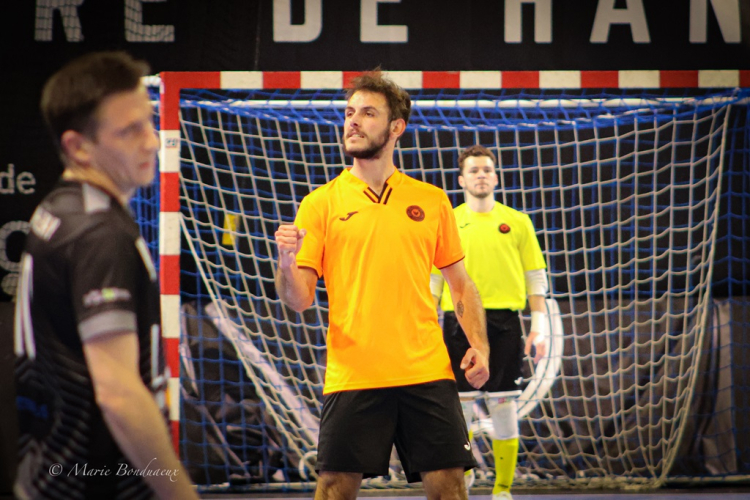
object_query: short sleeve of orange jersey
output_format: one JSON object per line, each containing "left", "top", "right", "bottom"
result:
{"left": 293, "top": 196, "right": 325, "bottom": 278}
{"left": 434, "top": 192, "right": 464, "bottom": 269}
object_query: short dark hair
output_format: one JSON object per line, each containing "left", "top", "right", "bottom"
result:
{"left": 40, "top": 51, "right": 150, "bottom": 150}
{"left": 457, "top": 145, "right": 497, "bottom": 174}
{"left": 345, "top": 68, "right": 412, "bottom": 125}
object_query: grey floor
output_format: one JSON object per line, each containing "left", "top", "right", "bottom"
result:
{"left": 200, "top": 487, "right": 750, "bottom": 499}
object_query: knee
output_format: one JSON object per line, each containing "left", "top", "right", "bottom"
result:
{"left": 314, "top": 471, "right": 362, "bottom": 500}
{"left": 422, "top": 468, "right": 468, "bottom": 500}
{"left": 489, "top": 398, "right": 519, "bottom": 440}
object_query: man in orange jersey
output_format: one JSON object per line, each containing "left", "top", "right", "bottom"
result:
{"left": 274, "top": 70, "right": 490, "bottom": 500}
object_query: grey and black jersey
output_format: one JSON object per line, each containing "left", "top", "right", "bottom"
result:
{"left": 14, "top": 180, "right": 165, "bottom": 500}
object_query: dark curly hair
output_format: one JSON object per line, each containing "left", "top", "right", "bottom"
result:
{"left": 345, "top": 68, "right": 411, "bottom": 125}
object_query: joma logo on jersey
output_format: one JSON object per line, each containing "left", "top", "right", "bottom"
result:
{"left": 339, "top": 211, "right": 359, "bottom": 221}
{"left": 83, "top": 287, "right": 132, "bottom": 307}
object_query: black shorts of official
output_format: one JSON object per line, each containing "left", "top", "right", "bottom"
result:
{"left": 443, "top": 309, "right": 524, "bottom": 393}
{"left": 317, "top": 379, "right": 477, "bottom": 483}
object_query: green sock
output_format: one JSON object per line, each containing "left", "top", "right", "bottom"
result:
{"left": 492, "top": 437, "right": 518, "bottom": 494}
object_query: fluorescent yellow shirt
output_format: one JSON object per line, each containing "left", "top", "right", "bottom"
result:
{"left": 439, "top": 202, "right": 546, "bottom": 312}
{"left": 295, "top": 168, "right": 464, "bottom": 394}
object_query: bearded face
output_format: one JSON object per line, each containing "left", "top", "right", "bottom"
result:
{"left": 343, "top": 126, "right": 391, "bottom": 160}
{"left": 342, "top": 90, "right": 394, "bottom": 160}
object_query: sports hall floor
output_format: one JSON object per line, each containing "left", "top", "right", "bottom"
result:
{"left": 200, "top": 486, "right": 750, "bottom": 499}
{"left": 2, "top": 486, "right": 749, "bottom": 499}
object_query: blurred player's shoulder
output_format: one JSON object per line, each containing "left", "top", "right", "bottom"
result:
{"left": 39, "top": 181, "right": 118, "bottom": 216}
{"left": 28, "top": 181, "right": 132, "bottom": 251}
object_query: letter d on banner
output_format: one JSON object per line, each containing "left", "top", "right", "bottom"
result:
{"left": 273, "top": 0, "right": 322, "bottom": 42}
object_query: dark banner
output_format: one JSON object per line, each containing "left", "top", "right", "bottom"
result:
{"left": 4, "top": 0, "right": 750, "bottom": 72}
{"left": 1, "top": 0, "right": 749, "bottom": 300}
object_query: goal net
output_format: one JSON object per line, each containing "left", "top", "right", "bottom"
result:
{"left": 140, "top": 78, "right": 748, "bottom": 491}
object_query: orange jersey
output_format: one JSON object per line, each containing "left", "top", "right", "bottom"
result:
{"left": 294, "top": 168, "right": 464, "bottom": 394}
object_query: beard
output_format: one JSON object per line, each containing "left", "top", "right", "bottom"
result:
{"left": 465, "top": 186, "right": 493, "bottom": 199}
{"left": 343, "top": 128, "right": 390, "bottom": 160}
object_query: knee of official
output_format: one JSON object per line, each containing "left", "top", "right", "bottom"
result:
{"left": 487, "top": 395, "right": 519, "bottom": 441}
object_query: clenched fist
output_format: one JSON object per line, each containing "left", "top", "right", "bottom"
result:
{"left": 460, "top": 347, "right": 490, "bottom": 389}
{"left": 275, "top": 224, "right": 307, "bottom": 269}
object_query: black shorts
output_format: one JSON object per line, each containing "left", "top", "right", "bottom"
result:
{"left": 443, "top": 309, "right": 524, "bottom": 393}
{"left": 317, "top": 379, "right": 476, "bottom": 483}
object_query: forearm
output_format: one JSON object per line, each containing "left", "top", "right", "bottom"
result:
{"left": 450, "top": 280, "right": 489, "bottom": 358}
{"left": 276, "top": 264, "right": 314, "bottom": 312}
{"left": 528, "top": 294, "right": 546, "bottom": 313}
{"left": 99, "top": 380, "right": 198, "bottom": 499}
{"left": 527, "top": 294, "right": 550, "bottom": 351}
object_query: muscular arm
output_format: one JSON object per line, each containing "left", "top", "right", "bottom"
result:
{"left": 440, "top": 260, "right": 489, "bottom": 389}
{"left": 276, "top": 262, "right": 317, "bottom": 312}
{"left": 84, "top": 332, "right": 199, "bottom": 500}
{"left": 274, "top": 224, "right": 318, "bottom": 312}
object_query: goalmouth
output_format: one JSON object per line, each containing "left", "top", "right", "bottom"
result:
{"left": 142, "top": 70, "right": 748, "bottom": 491}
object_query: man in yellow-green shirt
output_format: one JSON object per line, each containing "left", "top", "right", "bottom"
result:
{"left": 431, "top": 145, "right": 549, "bottom": 500}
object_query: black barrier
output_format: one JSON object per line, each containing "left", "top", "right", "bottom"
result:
{"left": 0, "top": 302, "right": 18, "bottom": 496}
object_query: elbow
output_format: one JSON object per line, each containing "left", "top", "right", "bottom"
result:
{"left": 91, "top": 369, "right": 145, "bottom": 419}
{"left": 288, "top": 302, "right": 307, "bottom": 313}
{"left": 288, "top": 296, "right": 314, "bottom": 313}
{"left": 280, "top": 292, "right": 314, "bottom": 313}
{"left": 94, "top": 384, "right": 133, "bottom": 419}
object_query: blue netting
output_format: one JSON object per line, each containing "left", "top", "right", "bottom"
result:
{"left": 132, "top": 86, "right": 750, "bottom": 491}
{"left": 180, "top": 88, "right": 743, "bottom": 128}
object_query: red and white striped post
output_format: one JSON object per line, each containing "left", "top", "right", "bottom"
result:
{"left": 158, "top": 72, "right": 220, "bottom": 450}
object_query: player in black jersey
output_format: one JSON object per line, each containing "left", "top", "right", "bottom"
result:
{"left": 13, "top": 52, "right": 199, "bottom": 500}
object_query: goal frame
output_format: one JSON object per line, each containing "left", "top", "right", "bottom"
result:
{"left": 157, "top": 68, "right": 747, "bottom": 463}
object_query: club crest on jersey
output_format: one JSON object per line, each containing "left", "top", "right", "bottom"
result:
{"left": 406, "top": 205, "right": 425, "bottom": 222}
{"left": 499, "top": 223, "right": 511, "bottom": 234}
